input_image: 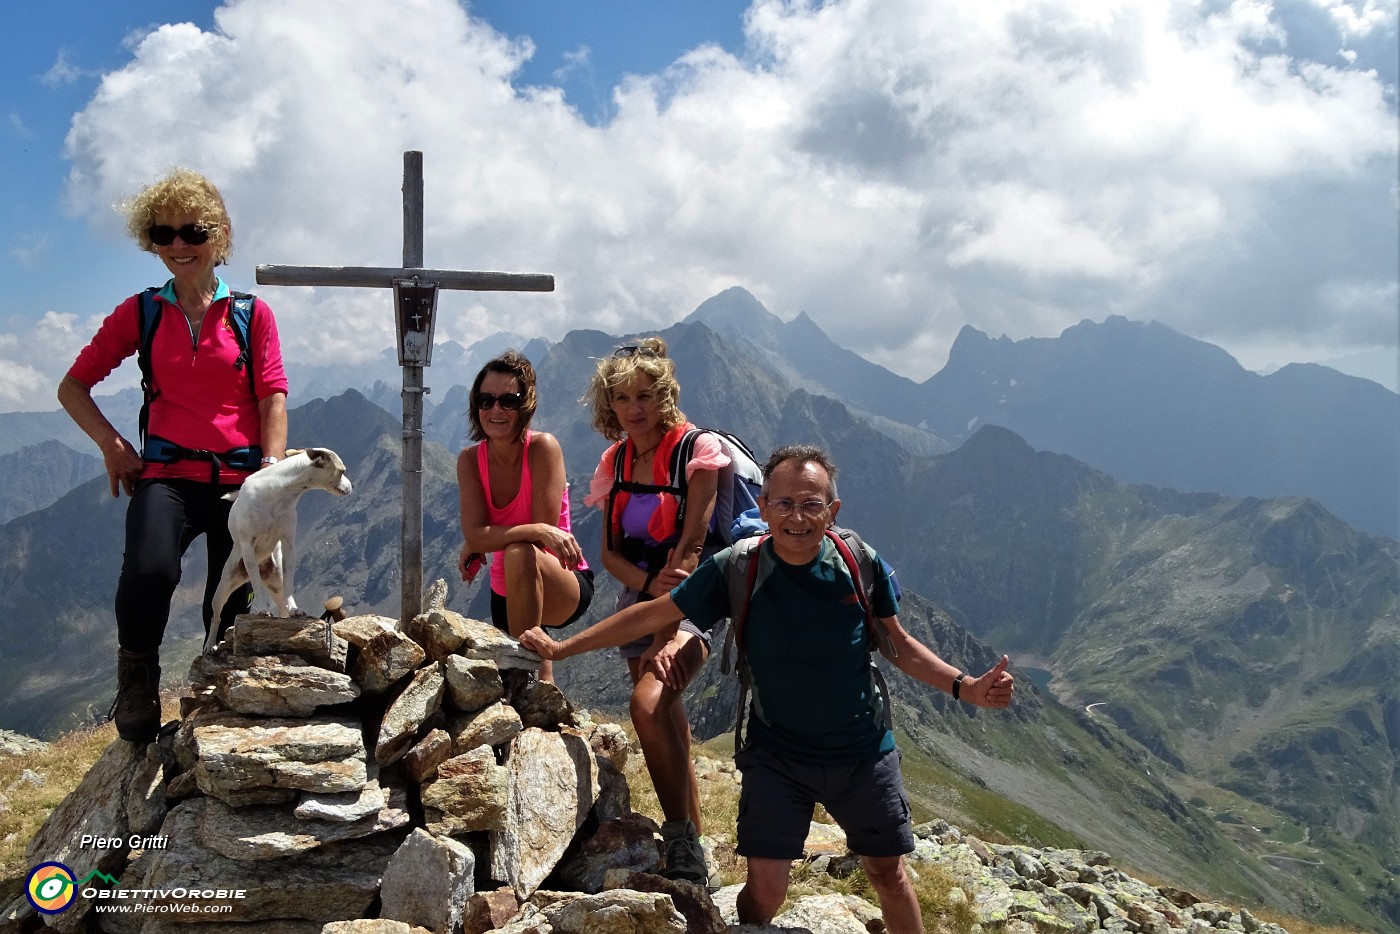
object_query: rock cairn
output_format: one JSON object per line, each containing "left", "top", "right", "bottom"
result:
{"left": 5, "top": 596, "right": 701, "bottom": 934}
{"left": 5, "top": 592, "right": 1298, "bottom": 934}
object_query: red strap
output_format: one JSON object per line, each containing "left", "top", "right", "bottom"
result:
{"left": 823, "top": 529, "right": 875, "bottom": 641}
{"left": 606, "top": 424, "right": 693, "bottom": 545}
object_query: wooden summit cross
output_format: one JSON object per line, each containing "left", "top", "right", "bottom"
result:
{"left": 256, "top": 151, "right": 554, "bottom": 622}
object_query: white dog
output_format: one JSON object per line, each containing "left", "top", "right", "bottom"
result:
{"left": 205, "top": 447, "right": 353, "bottom": 652}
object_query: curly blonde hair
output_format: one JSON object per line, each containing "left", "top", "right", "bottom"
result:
{"left": 124, "top": 168, "right": 233, "bottom": 265}
{"left": 583, "top": 337, "right": 686, "bottom": 441}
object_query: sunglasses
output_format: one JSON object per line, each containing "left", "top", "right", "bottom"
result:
{"left": 475, "top": 391, "right": 525, "bottom": 411}
{"left": 612, "top": 345, "right": 659, "bottom": 359}
{"left": 148, "top": 224, "right": 211, "bottom": 246}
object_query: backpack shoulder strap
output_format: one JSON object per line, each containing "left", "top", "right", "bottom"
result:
{"left": 723, "top": 534, "right": 768, "bottom": 753}
{"left": 826, "top": 527, "right": 897, "bottom": 734}
{"left": 605, "top": 440, "right": 627, "bottom": 552}
{"left": 134, "top": 288, "right": 162, "bottom": 445}
{"left": 669, "top": 427, "right": 702, "bottom": 531}
{"left": 721, "top": 535, "right": 766, "bottom": 675}
{"left": 826, "top": 527, "right": 897, "bottom": 659}
{"left": 228, "top": 292, "right": 257, "bottom": 395}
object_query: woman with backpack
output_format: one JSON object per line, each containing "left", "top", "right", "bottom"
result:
{"left": 57, "top": 168, "right": 289, "bottom": 746}
{"left": 582, "top": 337, "right": 730, "bottom": 885}
{"left": 456, "top": 350, "right": 593, "bottom": 683}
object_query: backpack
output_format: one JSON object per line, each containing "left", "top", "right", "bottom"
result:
{"left": 720, "top": 526, "right": 900, "bottom": 751}
{"left": 135, "top": 287, "right": 261, "bottom": 474}
{"left": 606, "top": 427, "right": 764, "bottom": 554}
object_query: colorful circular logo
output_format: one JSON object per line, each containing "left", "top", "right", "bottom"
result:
{"left": 26, "top": 862, "right": 76, "bottom": 914}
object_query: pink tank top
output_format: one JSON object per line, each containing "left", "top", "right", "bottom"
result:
{"left": 476, "top": 430, "right": 585, "bottom": 595}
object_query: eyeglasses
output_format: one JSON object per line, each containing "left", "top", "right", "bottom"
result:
{"left": 475, "top": 391, "right": 525, "bottom": 411}
{"left": 148, "top": 224, "right": 211, "bottom": 246}
{"left": 613, "top": 345, "right": 659, "bottom": 359}
{"left": 765, "top": 497, "right": 833, "bottom": 519}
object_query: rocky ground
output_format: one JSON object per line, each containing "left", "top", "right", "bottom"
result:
{"left": 2, "top": 595, "right": 1300, "bottom": 933}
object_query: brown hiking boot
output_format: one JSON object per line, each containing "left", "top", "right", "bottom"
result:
{"left": 660, "top": 819, "right": 708, "bottom": 886}
{"left": 111, "top": 649, "right": 161, "bottom": 744}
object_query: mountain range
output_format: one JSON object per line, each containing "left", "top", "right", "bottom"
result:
{"left": 0, "top": 290, "right": 1395, "bottom": 931}
{"left": 8, "top": 286, "right": 1393, "bottom": 541}
{"left": 683, "top": 287, "right": 1399, "bottom": 540}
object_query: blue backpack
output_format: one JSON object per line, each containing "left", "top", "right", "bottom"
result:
{"left": 135, "top": 287, "right": 261, "bottom": 474}
{"left": 606, "top": 427, "right": 764, "bottom": 552}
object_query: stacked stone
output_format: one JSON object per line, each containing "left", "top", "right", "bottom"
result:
{"left": 8, "top": 595, "right": 706, "bottom": 934}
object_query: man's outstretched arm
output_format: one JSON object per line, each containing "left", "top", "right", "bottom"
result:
{"left": 519, "top": 595, "right": 687, "bottom": 661}
{"left": 878, "top": 615, "right": 1015, "bottom": 708}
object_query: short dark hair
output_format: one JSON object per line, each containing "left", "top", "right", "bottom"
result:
{"left": 761, "top": 444, "right": 839, "bottom": 500}
{"left": 467, "top": 350, "right": 538, "bottom": 443}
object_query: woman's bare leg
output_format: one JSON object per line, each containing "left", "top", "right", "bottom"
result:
{"left": 502, "top": 541, "right": 580, "bottom": 683}
{"left": 627, "top": 633, "right": 707, "bottom": 829}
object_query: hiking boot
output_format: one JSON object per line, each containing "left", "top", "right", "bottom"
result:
{"left": 660, "top": 819, "right": 708, "bottom": 886}
{"left": 111, "top": 649, "right": 161, "bottom": 745}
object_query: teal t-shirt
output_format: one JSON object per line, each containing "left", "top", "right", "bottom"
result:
{"left": 671, "top": 535, "right": 900, "bottom": 761}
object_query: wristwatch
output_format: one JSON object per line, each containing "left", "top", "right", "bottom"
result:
{"left": 260, "top": 456, "right": 280, "bottom": 466}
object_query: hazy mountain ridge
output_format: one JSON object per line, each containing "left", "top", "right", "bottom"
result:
{"left": 0, "top": 389, "right": 142, "bottom": 458}
{"left": 916, "top": 315, "right": 1400, "bottom": 539}
{"left": 683, "top": 286, "right": 931, "bottom": 429}
{"left": 15, "top": 286, "right": 1388, "bottom": 537}
{"left": 0, "top": 440, "right": 104, "bottom": 524}
{"left": 683, "top": 289, "right": 1397, "bottom": 539}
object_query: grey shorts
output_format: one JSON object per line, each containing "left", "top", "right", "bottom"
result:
{"left": 734, "top": 746, "right": 913, "bottom": 860}
{"left": 614, "top": 587, "right": 713, "bottom": 659}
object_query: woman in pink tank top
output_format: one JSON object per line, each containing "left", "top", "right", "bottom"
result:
{"left": 456, "top": 351, "right": 593, "bottom": 682}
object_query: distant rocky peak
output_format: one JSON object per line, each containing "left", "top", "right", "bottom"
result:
{"left": 682, "top": 285, "right": 786, "bottom": 345}
{"left": 957, "top": 423, "right": 1035, "bottom": 459}
{"left": 941, "top": 324, "right": 1017, "bottom": 369}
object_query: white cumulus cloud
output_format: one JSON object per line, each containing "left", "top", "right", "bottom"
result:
{"left": 52, "top": 0, "right": 1396, "bottom": 387}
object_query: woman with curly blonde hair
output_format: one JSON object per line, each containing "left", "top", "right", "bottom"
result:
{"left": 58, "top": 168, "right": 288, "bottom": 745}
{"left": 578, "top": 336, "right": 729, "bottom": 884}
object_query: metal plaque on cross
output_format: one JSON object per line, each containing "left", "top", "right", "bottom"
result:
{"left": 394, "top": 279, "right": 439, "bottom": 365}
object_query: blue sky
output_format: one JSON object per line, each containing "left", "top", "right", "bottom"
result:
{"left": 1, "top": 0, "right": 1396, "bottom": 412}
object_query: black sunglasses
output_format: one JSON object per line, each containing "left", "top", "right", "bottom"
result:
{"left": 148, "top": 224, "right": 211, "bottom": 246}
{"left": 476, "top": 391, "right": 525, "bottom": 411}
{"left": 612, "top": 345, "right": 659, "bottom": 359}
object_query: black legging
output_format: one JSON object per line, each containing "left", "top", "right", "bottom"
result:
{"left": 115, "top": 478, "right": 252, "bottom": 654}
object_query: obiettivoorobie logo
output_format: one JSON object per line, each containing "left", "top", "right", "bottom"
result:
{"left": 25, "top": 863, "right": 118, "bottom": 914}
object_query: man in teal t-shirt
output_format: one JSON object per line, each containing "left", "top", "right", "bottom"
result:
{"left": 522, "top": 444, "right": 1016, "bottom": 934}
{"left": 669, "top": 523, "right": 902, "bottom": 761}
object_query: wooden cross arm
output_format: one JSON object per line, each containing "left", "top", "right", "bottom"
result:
{"left": 255, "top": 265, "right": 554, "bottom": 292}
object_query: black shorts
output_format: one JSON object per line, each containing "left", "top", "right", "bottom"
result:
{"left": 734, "top": 746, "right": 913, "bottom": 860}
{"left": 489, "top": 568, "right": 595, "bottom": 632}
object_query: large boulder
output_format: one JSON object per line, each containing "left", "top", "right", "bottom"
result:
{"left": 490, "top": 728, "right": 601, "bottom": 898}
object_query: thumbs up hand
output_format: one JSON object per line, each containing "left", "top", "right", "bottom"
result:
{"left": 965, "top": 655, "right": 1015, "bottom": 708}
